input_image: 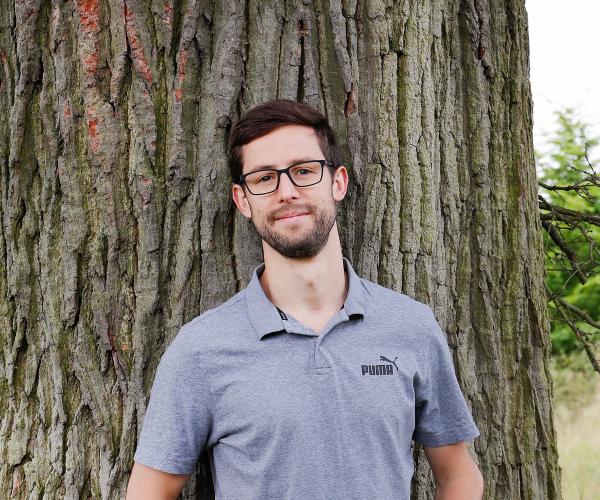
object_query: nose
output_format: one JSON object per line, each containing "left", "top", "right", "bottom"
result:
{"left": 276, "top": 171, "right": 300, "bottom": 199}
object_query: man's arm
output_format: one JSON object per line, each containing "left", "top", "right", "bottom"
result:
{"left": 126, "top": 462, "right": 190, "bottom": 500}
{"left": 424, "top": 441, "right": 484, "bottom": 500}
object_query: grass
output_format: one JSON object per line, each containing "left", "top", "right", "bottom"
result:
{"left": 551, "top": 350, "right": 600, "bottom": 500}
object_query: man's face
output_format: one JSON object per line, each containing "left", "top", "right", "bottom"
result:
{"left": 231, "top": 125, "right": 348, "bottom": 259}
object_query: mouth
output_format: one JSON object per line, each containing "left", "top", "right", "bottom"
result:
{"left": 275, "top": 212, "right": 310, "bottom": 222}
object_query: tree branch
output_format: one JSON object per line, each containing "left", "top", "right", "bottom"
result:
{"left": 539, "top": 196, "right": 600, "bottom": 226}
{"left": 538, "top": 173, "right": 599, "bottom": 192}
{"left": 545, "top": 284, "right": 600, "bottom": 376}
{"left": 541, "top": 219, "right": 588, "bottom": 284}
{"left": 546, "top": 285, "right": 600, "bottom": 375}
{"left": 547, "top": 286, "right": 600, "bottom": 330}
{"left": 563, "top": 318, "right": 600, "bottom": 375}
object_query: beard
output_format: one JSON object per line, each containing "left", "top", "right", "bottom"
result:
{"left": 250, "top": 199, "right": 337, "bottom": 259}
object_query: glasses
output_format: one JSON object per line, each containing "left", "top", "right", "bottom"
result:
{"left": 239, "top": 159, "right": 335, "bottom": 195}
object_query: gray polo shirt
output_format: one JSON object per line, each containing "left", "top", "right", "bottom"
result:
{"left": 134, "top": 257, "right": 479, "bottom": 499}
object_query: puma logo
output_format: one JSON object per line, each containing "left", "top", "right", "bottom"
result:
{"left": 379, "top": 355, "right": 399, "bottom": 372}
{"left": 361, "top": 354, "right": 399, "bottom": 375}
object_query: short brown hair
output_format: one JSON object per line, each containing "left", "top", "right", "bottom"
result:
{"left": 227, "top": 99, "right": 341, "bottom": 184}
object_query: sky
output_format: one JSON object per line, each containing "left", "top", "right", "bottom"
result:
{"left": 526, "top": 0, "right": 600, "bottom": 158}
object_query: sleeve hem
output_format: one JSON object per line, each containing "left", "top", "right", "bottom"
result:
{"left": 133, "top": 450, "right": 196, "bottom": 475}
{"left": 413, "top": 422, "right": 480, "bottom": 447}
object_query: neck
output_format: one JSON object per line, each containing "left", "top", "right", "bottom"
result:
{"left": 259, "top": 224, "right": 348, "bottom": 316}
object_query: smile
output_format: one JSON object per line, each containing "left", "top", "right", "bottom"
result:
{"left": 276, "top": 213, "right": 309, "bottom": 222}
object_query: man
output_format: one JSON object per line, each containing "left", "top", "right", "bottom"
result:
{"left": 127, "top": 100, "right": 484, "bottom": 499}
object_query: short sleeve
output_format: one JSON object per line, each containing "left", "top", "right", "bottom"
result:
{"left": 133, "top": 326, "right": 213, "bottom": 473}
{"left": 412, "top": 306, "right": 480, "bottom": 447}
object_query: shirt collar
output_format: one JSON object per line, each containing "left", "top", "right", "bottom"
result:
{"left": 245, "top": 256, "right": 367, "bottom": 340}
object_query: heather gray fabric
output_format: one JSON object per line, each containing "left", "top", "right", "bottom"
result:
{"left": 134, "top": 257, "right": 479, "bottom": 499}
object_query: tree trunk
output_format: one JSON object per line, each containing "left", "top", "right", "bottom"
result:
{"left": 0, "top": 0, "right": 561, "bottom": 498}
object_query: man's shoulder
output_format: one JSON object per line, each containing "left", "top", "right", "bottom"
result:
{"left": 358, "top": 275, "right": 432, "bottom": 317}
{"left": 184, "top": 290, "right": 247, "bottom": 330}
{"left": 170, "top": 290, "right": 248, "bottom": 351}
{"left": 357, "top": 276, "right": 442, "bottom": 346}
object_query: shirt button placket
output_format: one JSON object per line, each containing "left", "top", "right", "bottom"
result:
{"left": 313, "top": 337, "right": 331, "bottom": 375}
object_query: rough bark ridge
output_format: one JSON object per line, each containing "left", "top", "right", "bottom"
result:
{"left": 0, "top": 0, "right": 560, "bottom": 498}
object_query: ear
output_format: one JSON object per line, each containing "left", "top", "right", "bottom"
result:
{"left": 331, "top": 165, "right": 349, "bottom": 202}
{"left": 232, "top": 183, "right": 253, "bottom": 219}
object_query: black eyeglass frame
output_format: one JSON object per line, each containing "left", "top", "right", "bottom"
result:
{"left": 238, "top": 159, "right": 336, "bottom": 195}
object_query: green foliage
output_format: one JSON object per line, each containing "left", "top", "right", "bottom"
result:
{"left": 538, "top": 108, "right": 599, "bottom": 183}
{"left": 537, "top": 108, "right": 600, "bottom": 357}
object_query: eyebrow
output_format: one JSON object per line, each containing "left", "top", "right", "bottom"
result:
{"left": 245, "top": 157, "right": 316, "bottom": 175}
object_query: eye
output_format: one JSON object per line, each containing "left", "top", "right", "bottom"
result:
{"left": 292, "top": 163, "right": 319, "bottom": 175}
{"left": 258, "top": 173, "right": 275, "bottom": 183}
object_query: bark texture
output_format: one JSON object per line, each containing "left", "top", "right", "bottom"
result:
{"left": 0, "top": 0, "right": 561, "bottom": 498}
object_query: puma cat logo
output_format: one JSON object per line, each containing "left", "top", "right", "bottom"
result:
{"left": 361, "top": 354, "right": 399, "bottom": 375}
{"left": 379, "top": 355, "right": 399, "bottom": 372}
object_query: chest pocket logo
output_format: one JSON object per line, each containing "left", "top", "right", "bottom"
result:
{"left": 361, "top": 354, "right": 399, "bottom": 375}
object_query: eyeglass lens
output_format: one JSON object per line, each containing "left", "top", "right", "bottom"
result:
{"left": 245, "top": 161, "right": 323, "bottom": 194}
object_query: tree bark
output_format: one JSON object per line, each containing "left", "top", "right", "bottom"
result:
{"left": 0, "top": 0, "right": 561, "bottom": 498}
